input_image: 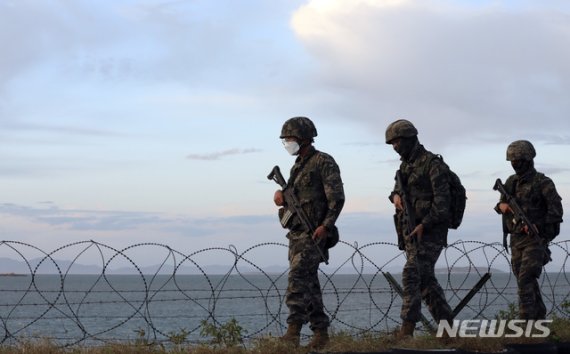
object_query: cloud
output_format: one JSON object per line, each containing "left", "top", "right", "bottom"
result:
{"left": 186, "top": 148, "right": 262, "bottom": 161}
{"left": 0, "top": 203, "right": 167, "bottom": 231}
{"left": 0, "top": 202, "right": 274, "bottom": 236}
{"left": 342, "top": 141, "right": 384, "bottom": 147}
{"left": 0, "top": 121, "right": 121, "bottom": 137}
{"left": 291, "top": 0, "right": 570, "bottom": 144}
{"left": 533, "top": 134, "right": 570, "bottom": 146}
{"left": 2, "top": 202, "right": 567, "bottom": 268}
{"left": 537, "top": 166, "right": 570, "bottom": 176}
{"left": 0, "top": 1, "right": 133, "bottom": 86}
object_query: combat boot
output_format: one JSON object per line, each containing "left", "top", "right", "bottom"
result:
{"left": 397, "top": 321, "right": 415, "bottom": 338}
{"left": 307, "top": 327, "right": 329, "bottom": 350}
{"left": 280, "top": 323, "right": 302, "bottom": 346}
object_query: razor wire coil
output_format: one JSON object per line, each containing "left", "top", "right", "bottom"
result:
{"left": 0, "top": 239, "right": 568, "bottom": 347}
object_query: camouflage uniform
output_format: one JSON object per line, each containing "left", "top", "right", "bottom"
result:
{"left": 390, "top": 142, "right": 454, "bottom": 324}
{"left": 285, "top": 145, "right": 344, "bottom": 329}
{"left": 277, "top": 117, "right": 345, "bottom": 334}
{"left": 495, "top": 141, "right": 563, "bottom": 320}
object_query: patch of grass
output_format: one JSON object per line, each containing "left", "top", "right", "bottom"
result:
{"left": 495, "top": 302, "right": 518, "bottom": 321}
{"left": 2, "top": 314, "right": 570, "bottom": 353}
{"left": 200, "top": 318, "right": 246, "bottom": 348}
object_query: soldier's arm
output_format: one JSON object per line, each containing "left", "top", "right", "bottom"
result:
{"left": 389, "top": 165, "right": 405, "bottom": 210}
{"left": 389, "top": 172, "right": 400, "bottom": 203}
{"left": 320, "top": 157, "right": 345, "bottom": 230}
{"left": 539, "top": 177, "right": 563, "bottom": 240}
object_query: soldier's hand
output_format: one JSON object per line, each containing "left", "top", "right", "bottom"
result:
{"left": 274, "top": 190, "right": 284, "bottom": 206}
{"left": 521, "top": 224, "right": 537, "bottom": 235}
{"left": 393, "top": 194, "right": 403, "bottom": 211}
{"left": 410, "top": 224, "right": 424, "bottom": 244}
{"left": 313, "top": 225, "right": 328, "bottom": 242}
{"left": 498, "top": 202, "right": 512, "bottom": 214}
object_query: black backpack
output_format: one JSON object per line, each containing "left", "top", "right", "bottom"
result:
{"left": 428, "top": 154, "right": 467, "bottom": 229}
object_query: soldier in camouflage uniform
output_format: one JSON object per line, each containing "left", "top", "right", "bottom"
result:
{"left": 273, "top": 116, "right": 345, "bottom": 349}
{"left": 495, "top": 140, "right": 563, "bottom": 320}
{"left": 386, "top": 119, "right": 453, "bottom": 337}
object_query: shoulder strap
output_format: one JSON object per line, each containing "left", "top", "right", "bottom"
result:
{"left": 530, "top": 171, "right": 547, "bottom": 196}
{"left": 288, "top": 150, "right": 318, "bottom": 186}
{"left": 534, "top": 172, "right": 546, "bottom": 183}
{"left": 422, "top": 152, "right": 443, "bottom": 176}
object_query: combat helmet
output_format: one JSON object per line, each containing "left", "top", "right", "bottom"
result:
{"left": 280, "top": 116, "right": 318, "bottom": 140}
{"left": 506, "top": 140, "right": 536, "bottom": 161}
{"left": 385, "top": 119, "right": 418, "bottom": 144}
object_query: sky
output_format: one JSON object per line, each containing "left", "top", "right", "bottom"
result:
{"left": 0, "top": 0, "right": 569, "bottom": 269}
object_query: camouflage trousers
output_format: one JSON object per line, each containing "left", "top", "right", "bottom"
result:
{"left": 511, "top": 238, "right": 547, "bottom": 320}
{"left": 401, "top": 240, "right": 452, "bottom": 323}
{"left": 285, "top": 232, "right": 329, "bottom": 330}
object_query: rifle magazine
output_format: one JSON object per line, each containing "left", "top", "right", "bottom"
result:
{"left": 279, "top": 208, "right": 294, "bottom": 228}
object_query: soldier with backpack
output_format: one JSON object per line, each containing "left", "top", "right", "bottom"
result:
{"left": 494, "top": 140, "right": 563, "bottom": 320}
{"left": 386, "top": 119, "right": 465, "bottom": 337}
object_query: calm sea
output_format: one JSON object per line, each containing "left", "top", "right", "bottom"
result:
{"left": 0, "top": 272, "right": 567, "bottom": 346}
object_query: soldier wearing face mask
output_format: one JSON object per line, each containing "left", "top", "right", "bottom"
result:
{"left": 386, "top": 119, "right": 454, "bottom": 338}
{"left": 273, "top": 116, "right": 345, "bottom": 350}
{"left": 495, "top": 140, "right": 563, "bottom": 320}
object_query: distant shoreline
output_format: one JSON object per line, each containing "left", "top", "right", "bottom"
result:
{"left": 0, "top": 272, "right": 27, "bottom": 276}
{"left": 435, "top": 266, "right": 505, "bottom": 274}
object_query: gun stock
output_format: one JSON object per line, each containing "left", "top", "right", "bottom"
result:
{"left": 267, "top": 165, "right": 287, "bottom": 188}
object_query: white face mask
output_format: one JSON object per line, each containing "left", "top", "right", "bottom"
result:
{"left": 283, "top": 140, "right": 300, "bottom": 155}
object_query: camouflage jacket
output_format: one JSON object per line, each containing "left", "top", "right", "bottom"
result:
{"left": 287, "top": 146, "right": 345, "bottom": 233}
{"left": 390, "top": 143, "right": 450, "bottom": 243}
{"left": 495, "top": 168, "right": 563, "bottom": 241}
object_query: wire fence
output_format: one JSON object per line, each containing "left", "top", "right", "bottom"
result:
{"left": 0, "top": 239, "right": 569, "bottom": 347}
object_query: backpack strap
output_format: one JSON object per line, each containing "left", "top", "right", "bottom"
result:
{"left": 422, "top": 153, "right": 445, "bottom": 177}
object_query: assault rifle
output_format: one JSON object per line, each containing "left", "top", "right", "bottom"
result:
{"left": 267, "top": 165, "right": 328, "bottom": 265}
{"left": 394, "top": 170, "right": 417, "bottom": 246}
{"left": 493, "top": 178, "right": 540, "bottom": 253}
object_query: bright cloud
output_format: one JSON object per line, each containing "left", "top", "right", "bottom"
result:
{"left": 291, "top": 0, "right": 570, "bottom": 143}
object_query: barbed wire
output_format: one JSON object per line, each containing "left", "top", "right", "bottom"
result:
{"left": 0, "top": 239, "right": 568, "bottom": 347}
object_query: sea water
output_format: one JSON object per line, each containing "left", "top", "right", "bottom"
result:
{"left": 0, "top": 272, "right": 567, "bottom": 346}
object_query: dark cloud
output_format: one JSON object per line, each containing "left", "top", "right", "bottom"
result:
{"left": 186, "top": 148, "right": 262, "bottom": 161}
{"left": 0, "top": 121, "right": 120, "bottom": 137}
{"left": 476, "top": 134, "right": 570, "bottom": 146}
{"left": 537, "top": 166, "right": 570, "bottom": 176}
{"left": 0, "top": 203, "right": 166, "bottom": 231}
{"left": 342, "top": 141, "right": 384, "bottom": 147}
{"left": 0, "top": 1, "right": 132, "bottom": 87}
{"left": 532, "top": 134, "right": 570, "bottom": 146}
{"left": 0, "top": 202, "right": 276, "bottom": 236}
